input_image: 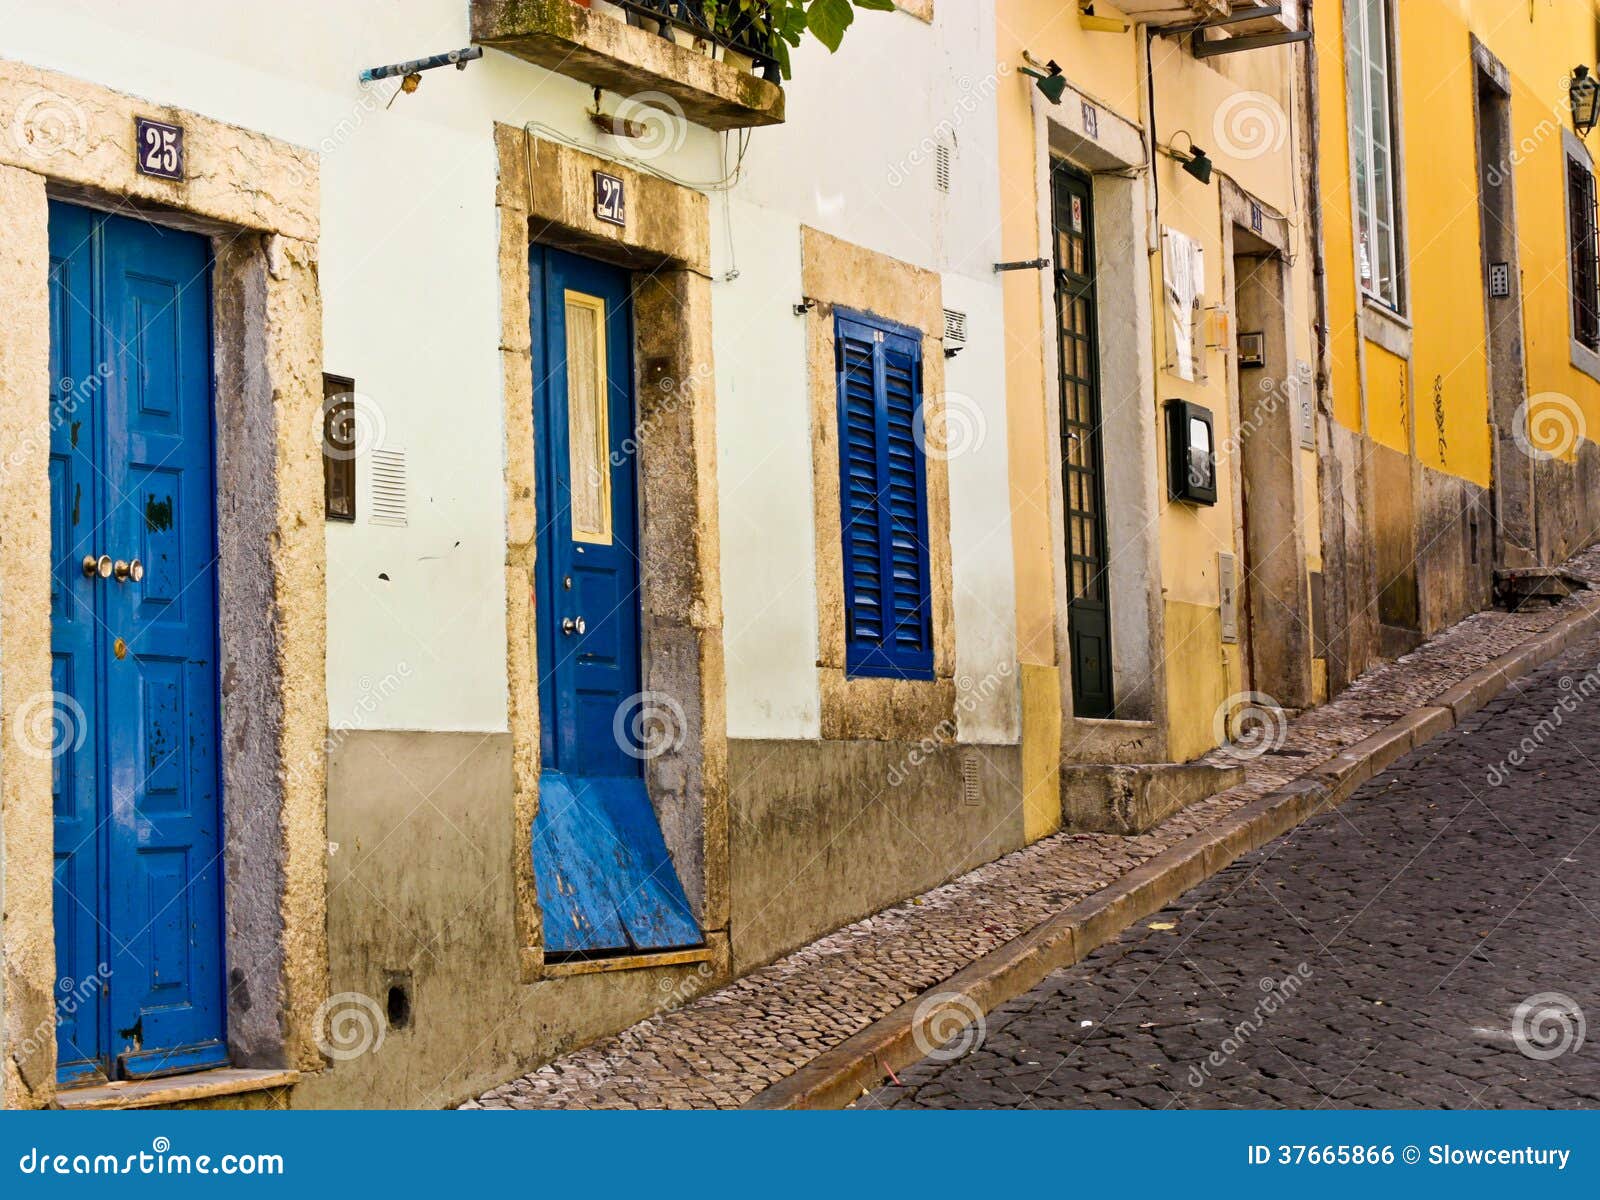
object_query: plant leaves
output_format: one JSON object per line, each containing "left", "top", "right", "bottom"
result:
{"left": 806, "top": 0, "right": 855, "bottom": 52}
{"left": 854, "top": 0, "right": 898, "bottom": 9}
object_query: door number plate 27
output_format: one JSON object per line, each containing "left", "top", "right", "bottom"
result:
{"left": 594, "top": 171, "right": 625, "bottom": 226}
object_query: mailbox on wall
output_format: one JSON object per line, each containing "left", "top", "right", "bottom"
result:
{"left": 1166, "top": 399, "right": 1217, "bottom": 505}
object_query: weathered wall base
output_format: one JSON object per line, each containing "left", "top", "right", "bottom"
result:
{"left": 1320, "top": 420, "right": 1598, "bottom": 700}
{"left": 727, "top": 738, "right": 1025, "bottom": 972}
{"left": 290, "top": 730, "right": 731, "bottom": 1109}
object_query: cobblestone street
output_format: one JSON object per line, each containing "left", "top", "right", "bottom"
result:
{"left": 869, "top": 633, "right": 1600, "bottom": 1110}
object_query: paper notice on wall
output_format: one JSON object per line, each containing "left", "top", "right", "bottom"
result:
{"left": 1162, "top": 227, "right": 1206, "bottom": 382}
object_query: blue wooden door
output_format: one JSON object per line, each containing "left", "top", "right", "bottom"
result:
{"left": 529, "top": 246, "right": 701, "bottom": 956}
{"left": 50, "top": 202, "right": 227, "bottom": 1082}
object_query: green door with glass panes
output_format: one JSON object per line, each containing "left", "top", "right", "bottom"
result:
{"left": 1051, "top": 162, "right": 1113, "bottom": 719}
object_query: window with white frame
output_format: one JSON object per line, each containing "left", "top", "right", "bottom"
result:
{"left": 1346, "top": 0, "right": 1403, "bottom": 311}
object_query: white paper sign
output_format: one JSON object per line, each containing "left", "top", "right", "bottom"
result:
{"left": 1162, "top": 227, "right": 1206, "bottom": 382}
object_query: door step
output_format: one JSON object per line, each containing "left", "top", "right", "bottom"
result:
{"left": 55, "top": 1068, "right": 298, "bottom": 1111}
{"left": 1494, "top": 568, "right": 1591, "bottom": 611}
{"left": 1060, "top": 761, "right": 1245, "bottom": 835}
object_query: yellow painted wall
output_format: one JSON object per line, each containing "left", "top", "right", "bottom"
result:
{"left": 1316, "top": 0, "right": 1600, "bottom": 483}
{"left": 996, "top": 3, "right": 1323, "bottom": 805}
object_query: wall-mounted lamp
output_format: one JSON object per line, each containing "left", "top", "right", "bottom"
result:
{"left": 794, "top": 297, "right": 818, "bottom": 316}
{"left": 1019, "top": 55, "right": 1067, "bottom": 106}
{"left": 1079, "top": 2, "right": 1129, "bottom": 33}
{"left": 1572, "top": 66, "right": 1600, "bottom": 137}
{"left": 1169, "top": 130, "right": 1215, "bottom": 185}
{"left": 360, "top": 46, "right": 482, "bottom": 88}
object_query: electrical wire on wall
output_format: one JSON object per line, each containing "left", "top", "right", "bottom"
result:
{"left": 520, "top": 116, "right": 751, "bottom": 282}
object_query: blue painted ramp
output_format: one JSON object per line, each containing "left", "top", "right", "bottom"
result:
{"left": 532, "top": 772, "right": 702, "bottom": 955}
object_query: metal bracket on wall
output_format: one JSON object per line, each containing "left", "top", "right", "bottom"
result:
{"left": 359, "top": 46, "right": 482, "bottom": 84}
{"left": 1167, "top": 5, "right": 1313, "bottom": 59}
{"left": 993, "top": 258, "right": 1052, "bottom": 272}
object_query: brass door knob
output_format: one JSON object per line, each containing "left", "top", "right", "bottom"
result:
{"left": 82, "top": 554, "right": 113, "bottom": 579}
{"left": 113, "top": 558, "right": 144, "bottom": 583}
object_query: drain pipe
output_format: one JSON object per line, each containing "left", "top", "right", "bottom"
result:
{"left": 1138, "top": 24, "right": 1161, "bottom": 256}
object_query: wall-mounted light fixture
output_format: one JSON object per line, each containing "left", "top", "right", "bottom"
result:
{"left": 1079, "top": 2, "right": 1129, "bottom": 33}
{"left": 359, "top": 46, "right": 482, "bottom": 95}
{"left": 1169, "top": 130, "right": 1215, "bottom": 185}
{"left": 1572, "top": 66, "right": 1600, "bottom": 137}
{"left": 1019, "top": 53, "right": 1067, "bottom": 106}
{"left": 794, "top": 297, "right": 818, "bottom": 316}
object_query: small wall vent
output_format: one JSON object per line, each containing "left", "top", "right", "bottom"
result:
{"left": 961, "top": 749, "right": 981, "bottom": 806}
{"left": 943, "top": 308, "right": 968, "bottom": 346}
{"left": 369, "top": 447, "right": 408, "bottom": 527}
{"left": 935, "top": 141, "right": 953, "bottom": 193}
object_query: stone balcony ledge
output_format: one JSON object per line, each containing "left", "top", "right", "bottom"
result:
{"left": 471, "top": 0, "right": 785, "bottom": 131}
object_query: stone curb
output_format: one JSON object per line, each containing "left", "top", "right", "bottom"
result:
{"left": 743, "top": 597, "right": 1600, "bottom": 1110}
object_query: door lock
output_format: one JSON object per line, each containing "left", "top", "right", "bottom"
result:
{"left": 82, "top": 554, "right": 113, "bottom": 579}
{"left": 561, "top": 616, "right": 587, "bottom": 636}
{"left": 113, "top": 559, "right": 144, "bottom": 584}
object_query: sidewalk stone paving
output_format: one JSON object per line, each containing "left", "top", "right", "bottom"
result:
{"left": 870, "top": 624, "right": 1600, "bottom": 1109}
{"left": 470, "top": 545, "right": 1600, "bottom": 1110}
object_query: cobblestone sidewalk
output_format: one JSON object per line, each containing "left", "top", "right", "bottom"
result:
{"left": 469, "top": 546, "right": 1600, "bottom": 1109}
{"left": 871, "top": 627, "right": 1600, "bottom": 1109}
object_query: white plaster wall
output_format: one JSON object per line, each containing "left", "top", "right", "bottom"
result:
{"left": 0, "top": 0, "right": 1018, "bottom": 743}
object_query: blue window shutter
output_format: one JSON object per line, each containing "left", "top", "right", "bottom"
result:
{"left": 835, "top": 311, "right": 934, "bottom": 680}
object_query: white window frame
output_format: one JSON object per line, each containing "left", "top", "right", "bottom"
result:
{"left": 1561, "top": 128, "right": 1600, "bottom": 381}
{"left": 1346, "top": 0, "right": 1405, "bottom": 313}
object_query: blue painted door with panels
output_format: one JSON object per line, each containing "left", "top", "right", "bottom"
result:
{"left": 529, "top": 245, "right": 701, "bottom": 957}
{"left": 49, "top": 201, "right": 227, "bottom": 1083}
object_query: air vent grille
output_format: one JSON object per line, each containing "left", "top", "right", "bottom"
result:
{"left": 935, "top": 141, "right": 952, "bottom": 193}
{"left": 961, "top": 749, "right": 981, "bottom": 806}
{"left": 943, "top": 308, "right": 968, "bottom": 345}
{"left": 369, "top": 447, "right": 408, "bottom": 527}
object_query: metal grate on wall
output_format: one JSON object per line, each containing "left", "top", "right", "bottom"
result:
{"left": 961, "top": 748, "right": 981, "bottom": 806}
{"left": 935, "top": 141, "right": 952, "bottom": 194}
{"left": 943, "top": 308, "right": 968, "bottom": 347}
{"left": 369, "top": 447, "right": 408, "bottom": 526}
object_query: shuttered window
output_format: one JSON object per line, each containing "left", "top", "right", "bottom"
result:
{"left": 834, "top": 308, "right": 934, "bottom": 680}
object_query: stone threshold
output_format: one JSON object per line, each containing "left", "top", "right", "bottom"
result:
{"left": 472, "top": 542, "right": 1600, "bottom": 1111}
{"left": 56, "top": 1068, "right": 299, "bottom": 1111}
